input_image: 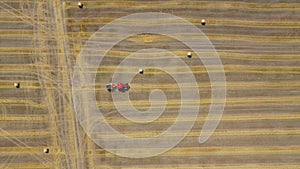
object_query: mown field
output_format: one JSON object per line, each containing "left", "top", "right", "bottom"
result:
{"left": 0, "top": 0, "right": 300, "bottom": 168}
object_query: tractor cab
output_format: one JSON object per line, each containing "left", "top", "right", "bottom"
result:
{"left": 118, "top": 83, "right": 130, "bottom": 92}
{"left": 106, "top": 83, "right": 130, "bottom": 92}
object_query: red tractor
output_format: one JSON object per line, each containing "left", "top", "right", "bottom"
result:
{"left": 106, "top": 83, "right": 130, "bottom": 92}
{"left": 118, "top": 83, "right": 130, "bottom": 92}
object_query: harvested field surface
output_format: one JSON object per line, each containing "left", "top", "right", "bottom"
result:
{"left": 0, "top": 0, "right": 299, "bottom": 168}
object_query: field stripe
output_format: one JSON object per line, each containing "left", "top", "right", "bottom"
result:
{"left": 0, "top": 147, "right": 49, "bottom": 154}
{"left": 98, "top": 96, "right": 300, "bottom": 107}
{"left": 0, "top": 30, "right": 33, "bottom": 37}
{"left": 2, "top": 64, "right": 300, "bottom": 74}
{"left": 130, "top": 81, "right": 300, "bottom": 89}
{"left": 0, "top": 81, "right": 299, "bottom": 90}
{"left": 95, "top": 65, "right": 300, "bottom": 74}
{"left": 119, "top": 165, "right": 300, "bottom": 169}
{"left": 0, "top": 99, "right": 45, "bottom": 108}
{"left": 109, "top": 102, "right": 298, "bottom": 110}
{"left": 0, "top": 131, "right": 50, "bottom": 137}
{"left": 66, "top": 32, "right": 300, "bottom": 43}
{"left": 0, "top": 47, "right": 38, "bottom": 53}
{"left": 66, "top": 17, "right": 300, "bottom": 27}
{"left": 93, "top": 129, "right": 300, "bottom": 139}
{"left": 0, "top": 116, "right": 46, "bottom": 121}
{"left": 208, "top": 34, "right": 300, "bottom": 43}
{"left": 218, "top": 52, "right": 300, "bottom": 60}
{"left": 70, "top": 49, "right": 300, "bottom": 60}
{"left": 65, "top": 1, "right": 300, "bottom": 10}
{"left": 95, "top": 146, "right": 300, "bottom": 158}
{"left": 1, "top": 49, "right": 299, "bottom": 60}
{"left": 0, "top": 164, "right": 52, "bottom": 169}
{"left": 104, "top": 113, "right": 300, "bottom": 125}
{"left": 163, "top": 146, "right": 300, "bottom": 156}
